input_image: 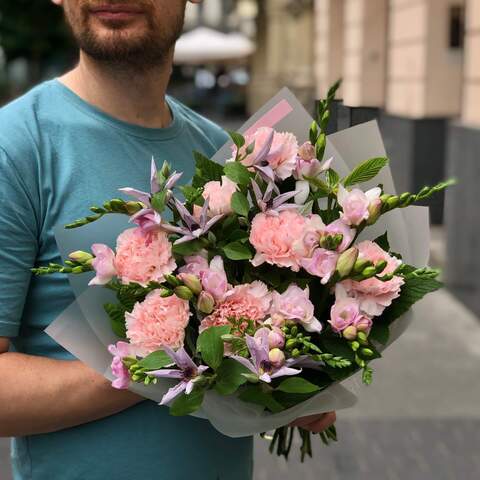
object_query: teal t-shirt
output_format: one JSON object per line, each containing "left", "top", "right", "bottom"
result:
{"left": 0, "top": 80, "right": 253, "bottom": 480}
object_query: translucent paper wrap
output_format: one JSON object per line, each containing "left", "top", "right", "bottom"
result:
{"left": 46, "top": 88, "right": 430, "bottom": 438}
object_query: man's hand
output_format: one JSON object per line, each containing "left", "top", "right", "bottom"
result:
{"left": 290, "top": 411, "right": 336, "bottom": 433}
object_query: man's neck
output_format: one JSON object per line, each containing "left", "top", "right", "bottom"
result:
{"left": 59, "top": 51, "right": 173, "bottom": 129}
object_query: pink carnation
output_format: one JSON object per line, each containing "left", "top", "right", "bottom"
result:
{"left": 125, "top": 290, "right": 191, "bottom": 356}
{"left": 200, "top": 281, "right": 271, "bottom": 332}
{"left": 250, "top": 210, "right": 309, "bottom": 271}
{"left": 202, "top": 176, "right": 238, "bottom": 216}
{"left": 114, "top": 227, "right": 176, "bottom": 286}
{"left": 341, "top": 241, "right": 404, "bottom": 317}
{"left": 239, "top": 127, "right": 298, "bottom": 180}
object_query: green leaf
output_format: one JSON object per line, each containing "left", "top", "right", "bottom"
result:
{"left": 197, "top": 326, "right": 231, "bottom": 370}
{"left": 342, "top": 157, "right": 389, "bottom": 187}
{"left": 224, "top": 161, "right": 252, "bottom": 186}
{"left": 214, "top": 359, "right": 250, "bottom": 395}
{"left": 138, "top": 350, "right": 173, "bottom": 370}
{"left": 104, "top": 303, "right": 127, "bottom": 338}
{"left": 238, "top": 386, "right": 285, "bottom": 413}
{"left": 304, "top": 175, "right": 330, "bottom": 198}
{"left": 230, "top": 191, "right": 250, "bottom": 217}
{"left": 172, "top": 239, "right": 204, "bottom": 256}
{"left": 223, "top": 241, "right": 253, "bottom": 260}
{"left": 180, "top": 185, "right": 203, "bottom": 204}
{"left": 170, "top": 389, "right": 205, "bottom": 416}
{"left": 276, "top": 377, "right": 320, "bottom": 394}
{"left": 369, "top": 321, "right": 390, "bottom": 345}
{"left": 151, "top": 190, "right": 168, "bottom": 213}
{"left": 227, "top": 130, "right": 246, "bottom": 148}
{"left": 193, "top": 151, "right": 224, "bottom": 182}
{"left": 227, "top": 229, "right": 249, "bottom": 242}
{"left": 320, "top": 336, "right": 355, "bottom": 362}
{"left": 382, "top": 276, "right": 443, "bottom": 325}
{"left": 362, "top": 366, "right": 373, "bottom": 385}
{"left": 273, "top": 391, "right": 320, "bottom": 409}
{"left": 326, "top": 169, "right": 339, "bottom": 188}
{"left": 374, "top": 232, "right": 390, "bottom": 251}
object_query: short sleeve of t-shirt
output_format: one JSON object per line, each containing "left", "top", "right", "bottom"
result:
{"left": 0, "top": 147, "right": 39, "bottom": 337}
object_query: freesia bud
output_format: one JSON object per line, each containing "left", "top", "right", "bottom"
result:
{"left": 268, "top": 348, "right": 285, "bottom": 368}
{"left": 125, "top": 201, "right": 144, "bottom": 214}
{"left": 268, "top": 327, "right": 285, "bottom": 349}
{"left": 177, "top": 273, "right": 202, "bottom": 295}
{"left": 68, "top": 250, "right": 94, "bottom": 264}
{"left": 354, "top": 258, "right": 372, "bottom": 273}
{"left": 366, "top": 198, "right": 382, "bottom": 225}
{"left": 342, "top": 325, "right": 358, "bottom": 340}
{"left": 197, "top": 291, "right": 215, "bottom": 314}
{"left": 375, "top": 260, "right": 388, "bottom": 274}
{"left": 174, "top": 286, "right": 194, "bottom": 301}
{"left": 336, "top": 247, "right": 359, "bottom": 278}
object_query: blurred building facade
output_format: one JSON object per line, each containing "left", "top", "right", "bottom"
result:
{"left": 247, "top": 0, "right": 479, "bottom": 315}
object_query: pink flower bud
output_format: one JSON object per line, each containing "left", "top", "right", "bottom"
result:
{"left": 268, "top": 348, "right": 285, "bottom": 368}
{"left": 197, "top": 291, "right": 215, "bottom": 314}
{"left": 354, "top": 316, "right": 373, "bottom": 333}
{"left": 268, "top": 327, "right": 285, "bottom": 349}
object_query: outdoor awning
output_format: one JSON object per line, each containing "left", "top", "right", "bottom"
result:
{"left": 173, "top": 27, "right": 255, "bottom": 65}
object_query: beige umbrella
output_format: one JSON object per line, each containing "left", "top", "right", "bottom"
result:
{"left": 174, "top": 27, "right": 255, "bottom": 64}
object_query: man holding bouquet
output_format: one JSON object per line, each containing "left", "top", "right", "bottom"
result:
{"left": 0, "top": 1, "right": 335, "bottom": 479}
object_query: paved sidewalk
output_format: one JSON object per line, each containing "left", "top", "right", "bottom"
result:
{"left": 2, "top": 289, "right": 479, "bottom": 479}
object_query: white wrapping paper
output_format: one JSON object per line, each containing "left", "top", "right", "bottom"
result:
{"left": 46, "top": 89, "right": 430, "bottom": 437}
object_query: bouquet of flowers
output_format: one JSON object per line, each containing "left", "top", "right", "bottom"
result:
{"left": 35, "top": 82, "right": 452, "bottom": 460}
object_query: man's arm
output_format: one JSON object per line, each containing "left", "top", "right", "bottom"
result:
{"left": 0, "top": 337, "right": 142, "bottom": 437}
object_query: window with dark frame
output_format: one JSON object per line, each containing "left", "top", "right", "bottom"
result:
{"left": 449, "top": 5, "right": 465, "bottom": 49}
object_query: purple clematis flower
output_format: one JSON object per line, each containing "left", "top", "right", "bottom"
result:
{"left": 119, "top": 157, "right": 182, "bottom": 233}
{"left": 163, "top": 197, "right": 224, "bottom": 244}
{"left": 251, "top": 179, "right": 299, "bottom": 216}
{"left": 231, "top": 329, "right": 301, "bottom": 383}
{"left": 147, "top": 346, "right": 208, "bottom": 406}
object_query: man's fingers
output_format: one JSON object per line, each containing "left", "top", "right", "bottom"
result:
{"left": 304, "top": 411, "right": 336, "bottom": 433}
{"left": 289, "top": 411, "right": 336, "bottom": 429}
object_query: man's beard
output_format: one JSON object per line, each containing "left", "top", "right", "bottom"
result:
{"left": 64, "top": 0, "right": 185, "bottom": 70}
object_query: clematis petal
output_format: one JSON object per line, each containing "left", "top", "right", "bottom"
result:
{"left": 159, "top": 381, "right": 187, "bottom": 405}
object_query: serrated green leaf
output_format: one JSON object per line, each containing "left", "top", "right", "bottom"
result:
{"left": 231, "top": 191, "right": 250, "bottom": 217}
{"left": 374, "top": 232, "right": 390, "bottom": 252}
{"left": 138, "top": 350, "right": 173, "bottom": 370}
{"left": 223, "top": 241, "right": 253, "bottom": 260}
{"left": 180, "top": 185, "right": 203, "bottom": 204}
{"left": 382, "top": 276, "right": 443, "bottom": 325}
{"left": 224, "top": 161, "right": 252, "bottom": 186}
{"left": 342, "top": 157, "right": 389, "bottom": 187}
{"left": 238, "top": 386, "right": 285, "bottom": 413}
{"left": 193, "top": 151, "right": 224, "bottom": 182}
{"left": 227, "top": 130, "right": 246, "bottom": 148}
{"left": 369, "top": 321, "right": 390, "bottom": 345}
{"left": 214, "top": 358, "right": 249, "bottom": 395}
{"left": 170, "top": 389, "right": 205, "bottom": 416}
{"left": 276, "top": 377, "right": 320, "bottom": 394}
{"left": 197, "top": 326, "right": 231, "bottom": 370}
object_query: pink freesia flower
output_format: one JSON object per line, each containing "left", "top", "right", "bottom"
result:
{"left": 89, "top": 243, "right": 117, "bottom": 286}
{"left": 178, "top": 252, "right": 209, "bottom": 277}
{"left": 294, "top": 142, "right": 332, "bottom": 180}
{"left": 114, "top": 227, "right": 176, "bottom": 286}
{"left": 254, "top": 326, "right": 285, "bottom": 349}
{"left": 125, "top": 290, "right": 191, "bottom": 356}
{"left": 239, "top": 127, "right": 299, "bottom": 180}
{"left": 250, "top": 210, "right": 309, "bottom": 271}
{"left": 328, "top": 286, "right": 371, "bottom": 333}
{"left": 271, "top": 285, "right": 322, "bottom": 333}
{"left": 202, "top": 176, "right": 238, "bottom": 216}
{"left": 301, "top": 248, "right": 338, "bottom": 284}
{"left": 200, "top": 256, "right": 229, "bottom": 302}
{"left": 337, "top": 184, "right": 382, "bottom": 226}
{"left": 341, "top": 241, "right": 404, "bottom": 316}
{"left": 199, "top": 281, "right": 271, "bottom": 332}
{"left": 300, "top": 215, "right": 355, "bottom": 254}
{"left": 108, "top": 341, "right": 138, "bottom": 390}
